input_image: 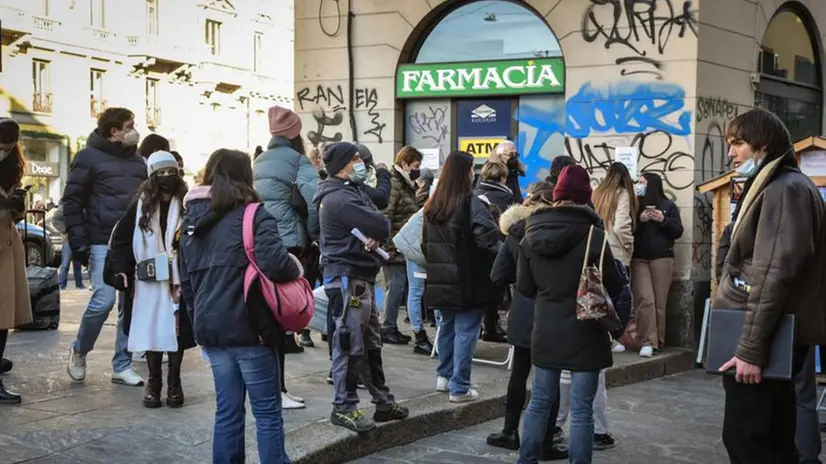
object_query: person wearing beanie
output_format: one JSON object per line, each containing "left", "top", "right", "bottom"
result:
{"left": 103, "top": 150, "right": 194, "bottom": 409}
{"left": 312, "top": 141, "right": 409, "bottom": 433}
{"left": 0, "top": 117, "right": 33, "bottom": 404}
{"left": 516, "top": 164, "right": 623, "bottom": 463}
{"left": 253, "top": 105, "right": 319, "bottom": 407}
{"left": 354, "top": 143, "right": 392, "bottom": 209}
{"left": 64, "top": 107, "right": 148, "bottom": 388}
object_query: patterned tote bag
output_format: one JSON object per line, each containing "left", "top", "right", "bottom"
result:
{"left": 575, "top": 225, "right": 622, "bottom": 332}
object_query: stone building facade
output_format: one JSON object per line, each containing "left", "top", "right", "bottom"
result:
{"left": 295, "top": 0, "right": 826, "bottom": 347}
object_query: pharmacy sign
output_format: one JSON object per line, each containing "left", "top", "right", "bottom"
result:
{"left": 397, "top": 58, "right": 565, "bottom": 98}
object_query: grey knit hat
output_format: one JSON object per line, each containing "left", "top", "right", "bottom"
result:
{"left": 147, "top": 151, "right": 179, "bottom": 176}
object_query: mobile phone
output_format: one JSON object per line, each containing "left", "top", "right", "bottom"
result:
{"left": 646, "top": 205, "right": 656, "bottom": 211}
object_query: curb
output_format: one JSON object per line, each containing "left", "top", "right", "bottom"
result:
{"left": 287, "top": 349, "right": 695, "bottom": 463}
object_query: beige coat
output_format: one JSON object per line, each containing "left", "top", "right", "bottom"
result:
{"left": 606, "top": 189, "right": 634, "bottom": 267}
{"left": 0, "top": 186, "right": 32, "bottom": 330}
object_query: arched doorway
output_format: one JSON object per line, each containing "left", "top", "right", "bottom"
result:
{"left": 756, "top": 5, "right": 823, "bottom": 142}
{"left": 399, "top": 0, "right": 564, "bottom": 189}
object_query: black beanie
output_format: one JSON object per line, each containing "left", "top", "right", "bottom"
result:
{"left": 323, "top": 142, "right": 359, "bottom": 177}
{"left": 355, "top": 143, "right": 374, "bottom": 167}
{"left": 0, "top": 118, "right": 20, "bottom": 145}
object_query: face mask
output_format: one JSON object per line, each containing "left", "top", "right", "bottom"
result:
{"left": 120, "top": 129, "right": 140, "bottom": 147}
{"left": 507, "top": 157, "right": 519, "bottom": 169}
{"left": 409, "top": 169, "right": 421, "bottom": 182}
{"left": 156, "top": 176, "right": 179, "bottom": 193}
{"left": 350, "top": 162, "right": 367, "bottom": 183}
{"left": 736, "top": 158, "right": 761, "bottom": 178}
{"left": 635, "top": 184, "right": 647, "bottom": 197}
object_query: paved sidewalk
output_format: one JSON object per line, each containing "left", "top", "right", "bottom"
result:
{"left": 0, "top": 289, "right": 693, "bottom": 463}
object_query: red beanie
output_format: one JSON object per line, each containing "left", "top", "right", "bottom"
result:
{"left": 553, "top": 165, "right": 592, "bottom": 203}
{"left": 268, "top": 105, "right": 302, "bottom": 139}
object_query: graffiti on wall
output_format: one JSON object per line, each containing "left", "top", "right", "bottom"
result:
{"left": 297, "top": 85, "right": 346, "bottom": 147}
{"left": 355, "top": 88, "right": 386, "bottom": 144}
{"left": 581, "top": 0, "right": 698, "bottom": 79}
{"left": 407, "top": 105, "right": 449, "bottom": 148}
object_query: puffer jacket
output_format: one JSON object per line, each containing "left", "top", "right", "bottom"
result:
{"left": 490, "top": 203, "right": 543, "bottom": 349}
{"left": 383, "top": 166, "right": 419, "bottom": 262}
{"left": 474, "top": 181, "right": 517, "bottom": 213}
{"left": 179, "top": 186, "right": 301, "bottom": 347}
{"left": 714, "top": 153, "right": 826, "bottom": 366}
{"left": 61, "top": 130, "right": 147, "bottom": 250}
{"left": 253, "top": 136, "right": 320, "bottom": 249}
{"left": 393, "top": 208, "right": 424, "bottom": 266}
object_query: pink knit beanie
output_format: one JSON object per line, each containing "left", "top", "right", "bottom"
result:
{"left": 268, "top": 106, "right": 302, "bottom": 139}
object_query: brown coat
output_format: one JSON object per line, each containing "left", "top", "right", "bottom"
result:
{"left": 0, "top": 187, "right": 32, "bottom": 330}
{"left": 714, "top": 155, "right": 826, "bottom": 366}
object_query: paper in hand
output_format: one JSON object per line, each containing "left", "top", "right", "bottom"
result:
{"left": 351, "top": 228, "right": 391, "bottom": 260}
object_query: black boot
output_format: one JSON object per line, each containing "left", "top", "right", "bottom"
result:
{"left": 143, "top": 351, "right": 163, "bottom": 408}
{"left": 413, "top": 330, "right": 433, "bottom": 355}
{"left": 482, "top": 312, "right": 507, "bottom": 343}
{"left": 381, "top": 328, "right": 409, "bottom": 345}
{"left": 539, "top": 442, "right": 569, "bottom": 460}
{"left": 0, "top": 379, "right": 21, "bottom": 404}
{"left": 283, "top": 333, "right": 305, "bottom": 354}
{"left": 166, "top": 350, "right": 185, "bottom": 408}
{"left": 487, "top": 429, "right": 519, "bottom": 450}
{"left": 299, "top": 329, "right": 315, "bottom": 348}
{"left": 0, "top": 358, "right": 12, "bottom": 374}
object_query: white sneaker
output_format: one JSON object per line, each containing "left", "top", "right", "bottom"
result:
{"left": 436, "top": 376, "right": 449, "bottom": 393}
{"left": 611, "top": 340, "right": 626, "bottom": 353}
{"left": 639, "top": 345, "right": 654, "bottom": 358}
{"left": 282, "top": 392, "right": 306, "bottom": 410}
{"left": 449, "top": 388, "right": 479, "bottom": 403}
{"left": 67, "top": 347, "right": 86, "bottom": 381}
{"left": 111, "top": 367, "right": 145, "bottom": 386}
{"left": 285, "top": 392, "right": 304, "bottom": 404}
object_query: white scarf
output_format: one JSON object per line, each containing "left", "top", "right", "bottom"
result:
{"left": 128, "top": 195, "right": 182, "bottom": 353}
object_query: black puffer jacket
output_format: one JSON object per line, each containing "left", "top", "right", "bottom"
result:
{"left": 632, "top": 199, "right": 683, "bottom": 260}
{"left": 518, "top": 205, "right": 622, "bottom": 372}
{"left": 474, "top": 181, "right": 517, "bottom": 213}
{"left": 490, "top": 203, "right": 543, "bottom": 349}
{"left": 61, "top": 130, "right": 147, "bottom": 250}
{"left": 423, "top": 195, "right": 502, "bottom": 311}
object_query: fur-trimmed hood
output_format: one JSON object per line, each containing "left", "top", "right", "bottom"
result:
{"left": 499, "top": 203, "right": 545, "bottom": 236}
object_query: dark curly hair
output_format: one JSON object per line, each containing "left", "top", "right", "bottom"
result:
{"left": 136, "top": 174, "right": 187, "bottom": 232}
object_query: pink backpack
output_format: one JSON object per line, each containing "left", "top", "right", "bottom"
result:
{"left": 242, "top": 203, "right": 314, "bottom": 332}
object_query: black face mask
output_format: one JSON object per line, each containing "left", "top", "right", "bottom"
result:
{"left": 409, "top": 169, "right": 421, "bottom": 182}
{"left": 507, "top": 157, "right": 519, "bottom": 169}
{"left": 157, "top": 176, "right": 179, "bottom": 194}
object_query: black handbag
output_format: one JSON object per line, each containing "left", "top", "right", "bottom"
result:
{"left": 136, "top": 254, "right": 170, "bottom": 282}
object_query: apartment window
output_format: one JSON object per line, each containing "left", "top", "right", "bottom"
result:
{"left": 32, "top": 60, "right": 52, "bottom": 113}
{"left": 147, "top": 0, "right": 159, "bottom": 36}
{"left": 253, "top": 32, "right": 263, "bottom": 72}
{"left": 90, "top": 0, "right": 105, "bottom": 28}
{"left": 90, "top": 69, "right": 106, "bottom": 118}
{"left": 146, "top": 78, "right": 161, "bottom": 127}
{"left": 205, "top": 20, "right": 221, "bottom": 56}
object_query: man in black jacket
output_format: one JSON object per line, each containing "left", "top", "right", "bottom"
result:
{"left": 313, "top": 142, "right": 409, "bottom": 433}
{"left": 63, "top": 108, "right": 147, "bottom": 387}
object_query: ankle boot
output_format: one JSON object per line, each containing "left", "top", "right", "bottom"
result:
{"left": 0, "top": 379, "right": 21, "bottom": 404}
{"left": 487, "top": 429, "right": 519, "bottom": 450}
{"left": 166, "top": 350, "right": 185, "bottom": 408}
{"left": 413, "top": 330, "right": 434, "bottom": 355}
{"left": 283, "top": 333, "right": 304, "bottom": 354}
{"left": 143, "top": 351, "right": 163, "bottom": 408}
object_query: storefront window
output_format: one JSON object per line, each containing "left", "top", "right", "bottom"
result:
{"left": 414, "top": 0, "right": 561, "bottom": 64}
{"left": 756, "top": 8, "right": 822, "bottom": 141}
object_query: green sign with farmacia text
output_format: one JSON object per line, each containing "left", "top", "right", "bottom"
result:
{"left": 397, "top": 58, "right": 564, "bottom": 99}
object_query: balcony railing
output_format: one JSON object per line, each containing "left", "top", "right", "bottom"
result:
{"left": 90, "top": 98, "right": 107, "bottom": 118}
{"left": 33, "top": 93, "right": 53, "bottom": 113}
{"left": 147, "top": 107, "right": 161, "bottom": 128}
{"left": 32, "top": 15, "right": 59, "bottom": 32}
{"left": 86, "top": 27, "right": 114, "bottom": 42}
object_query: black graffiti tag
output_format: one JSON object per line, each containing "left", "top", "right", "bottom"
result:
{"left": 407, "top": 106, "right": 448, "bottom": 147}
{"left": 355, "top": 88, "right": 386, "bottom": 144}
{"left": 306, "top": 108, "right": 344, "bottom": 147}
{"left": 296, "top": 85, "right": 345, "bottom": 112}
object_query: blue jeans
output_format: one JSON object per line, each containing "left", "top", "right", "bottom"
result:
{"left": 71, "top": 244, "right": 132, "bottom": 373}
{"left": 519, "top": 367, "right": 599, "bottom": 464}
{"left": 405, "top": 261, "right": 425, "bottom": 332}
{"left": 436, "top": 308, "right": 484, "bottom": 395}
{"left": 206, "top": 345, "right": 291, "bottom": 464}
{"left": 59, "top": 242, "right": 83, "bottom": 288}
{"left": 381, "top": 264, "right": 407, "bottom": 331}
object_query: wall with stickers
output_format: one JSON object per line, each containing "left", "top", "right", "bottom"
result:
{"left": 295, "top": 0, "right": 826, "bottom": 348}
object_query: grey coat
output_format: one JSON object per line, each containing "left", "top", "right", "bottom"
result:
{"left": 253, "top": 136, "right": 320, "bottom": 249}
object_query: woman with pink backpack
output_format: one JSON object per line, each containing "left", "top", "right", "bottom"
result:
{"left": 179, "top": 148, "right": 302, "bottom": 464}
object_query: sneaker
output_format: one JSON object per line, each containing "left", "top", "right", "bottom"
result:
{"left": 639, "top": 345, "right": 654, "bottom": 358}
{"left": 553, "top": 427, "right": 564, "bottom": 444}
{"left": 611, "top": 340, "right": 626, "bottom": 353}
{"left": 282, "top": 392, "right": 306, "bottom": 410}
{"left": 76, "top": 285, "right": 86, "bottom": 290}
{"left": 593, "top": 433, "right": 616, "bottom": 450}
{"left": 449, "top": 388, "right": 479, "bottom": 403}
{"left": 285, "top": 392, "right": 304, "bottom": 403}
{"left": 373, "top": 404, "right": 409, "bottom": 422}
{"left": 298, "top": 330, "right": 315, "bottom": 348}
{"left": 67, "top": 347, "right": 86, "bottom": 381}
{"left": 330, "top": 409, "right": 376, "bottom": 433}
{"left": 436, "top": 376, "right": 449, "bottom": 392}
{"left": 111, "top": 367, "right": 145, "bottom": 386}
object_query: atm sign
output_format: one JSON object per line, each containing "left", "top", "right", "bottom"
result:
{"left": 459, "top": 138, "right": 506, "bottom": 159}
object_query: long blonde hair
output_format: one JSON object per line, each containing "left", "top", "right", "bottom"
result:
{"left": 592, "top": 162, "right": 638, "bottom": 230}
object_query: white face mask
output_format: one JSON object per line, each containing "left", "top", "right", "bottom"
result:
{"left": 120, "top": 129, "right": 140, "bottom": 147}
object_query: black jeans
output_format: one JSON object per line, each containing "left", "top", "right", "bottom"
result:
{"left": 0, "top": 329, "right": 7, "bottom": 360}
{"left": 505, "top": 346, "right": 560, "bottom": 438}
{"left": 722, "top": 345, "right": 809, "bottom": 464}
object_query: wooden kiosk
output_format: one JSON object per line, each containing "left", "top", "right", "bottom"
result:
{"left": 697, "top": 136, "right": 826, "bottom": 294}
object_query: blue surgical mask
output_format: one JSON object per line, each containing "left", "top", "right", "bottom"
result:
{"left": 736, "top": 158, "right": 761, "bottom": 178}
{"left": 635, "top": 184, "right": 646, "bottom": 197}
{"left": 350, "top": 162, "right": 367, "bottom": 183}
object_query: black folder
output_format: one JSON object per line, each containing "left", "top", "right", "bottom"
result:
{"left": 705, "top": 309, "right": 796, "bottom": 381}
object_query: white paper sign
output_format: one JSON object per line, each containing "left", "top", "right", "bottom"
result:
{"left": 615, "top": 147, "right": 639, "bottom": 179}
{"left": 420, "top": 148, "right": 441, "bottom": 172}
{"left": 800, "top": 150, "right": 826, "bottom": 176}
